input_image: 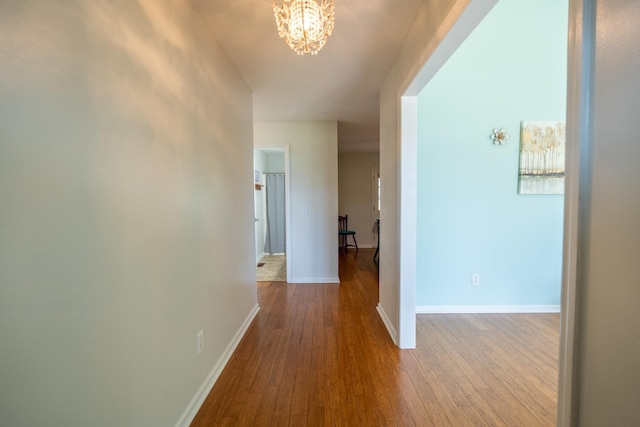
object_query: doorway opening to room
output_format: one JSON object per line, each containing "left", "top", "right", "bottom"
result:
{"left": 371, "top": 167, "right": 380, "bottom": 250}
{"left": 397, "top": 0, "right": 570, "bottom": 422}
{"left": 254, "top": 147, "right": 291, "bottom": 282}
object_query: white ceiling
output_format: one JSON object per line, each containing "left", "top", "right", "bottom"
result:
{"left": 195, "top": 0, "right": 425, "bottom": 152}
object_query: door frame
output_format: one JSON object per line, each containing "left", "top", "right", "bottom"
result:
{"left": 556, "top": 1, "right": 594, "bottom": 424}
{"left": 254, "top": 144, "right": 291, "bottom": 283}
{"left": 371, "top": 167, "right": 380, "bottom": 247}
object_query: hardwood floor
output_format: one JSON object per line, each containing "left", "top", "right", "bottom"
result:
{"left": 191, "top": 249, "right": 559, "bottom": 426}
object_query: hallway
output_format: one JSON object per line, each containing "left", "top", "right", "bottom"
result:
{"left": 191, "top": 249, "right": 558, "bottom": 426}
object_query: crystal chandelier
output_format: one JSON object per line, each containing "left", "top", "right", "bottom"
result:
{"left": 273, "top": 0, "right": 335, "bottom": 55}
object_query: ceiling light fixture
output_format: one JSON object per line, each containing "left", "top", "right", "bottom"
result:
{"left": 273, "top": 0, "right": 335, "bottom": 55}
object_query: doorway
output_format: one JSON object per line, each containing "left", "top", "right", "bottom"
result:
{"left": 254, "top": 146, "right": 291, "bottom": 282}
{"left": 371, "top": 167, "right": 380, "bottom": 248}
{"left": 397, "top": 0, "right": 577, "bottom": 423}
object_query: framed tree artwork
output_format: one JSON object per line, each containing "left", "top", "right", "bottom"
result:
{"left": 518, "top": 120, "right": 566, "bottom": 195}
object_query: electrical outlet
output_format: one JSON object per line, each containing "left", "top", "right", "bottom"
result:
{"left": 196, "top": 330, "right": 204, "bottom": 355}
{"left": 472, "top": 274, "right": 480, "bottom": 286}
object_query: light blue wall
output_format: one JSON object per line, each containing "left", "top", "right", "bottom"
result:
{"left": 266, "top": 152, "right": 285, "bottom": 173}
{"left": 416, "top": 0, "right": 568, "bottom": 307}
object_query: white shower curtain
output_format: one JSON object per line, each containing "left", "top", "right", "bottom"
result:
{"left": 264, "top": 173, "right": 286, "bottom": 254}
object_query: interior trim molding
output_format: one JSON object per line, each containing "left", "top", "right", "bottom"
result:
{"left": 417, "top": 305, "right": 561, "bottom": 314}
{"left": 558, "top": 0, "right": 595, "bottom": 425}
{"left": 175, "top": 304, "right": 260, "bottom": 427}
{"left": 254, "top": 144, "right": 292, "bottom": 283}
{"left": 376, "top": 303, "right": 398, "bottom": 345}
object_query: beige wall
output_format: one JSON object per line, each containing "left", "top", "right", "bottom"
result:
{"left": 574, "top": 0, "right": 640, "bottom": 424}
{"left": 254, "top": 121, "right": 339, "bottom": 283}
{"left": 0, "top": 1, "right": 256, "bottom": 426}
{"left": 338, "top": 153, "right": 380, "bottom": 248}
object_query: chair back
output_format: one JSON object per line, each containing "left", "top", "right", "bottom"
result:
{"left": 338, "top": 215, "right": 349, "bottom": 232}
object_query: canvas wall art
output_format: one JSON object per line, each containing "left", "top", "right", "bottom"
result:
{"left": 518, "top": 120, "right": 566, "bottom": 195}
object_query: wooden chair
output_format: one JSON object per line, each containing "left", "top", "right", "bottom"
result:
{"left": 338, "top": 215, "right": 358, "bottom": 251}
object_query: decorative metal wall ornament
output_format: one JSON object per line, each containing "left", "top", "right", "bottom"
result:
{"left": 273, "top": 0, "right": 335, "bottom": 55}
{"left": 490, "top": 128, "right": 509, "bottom": 145}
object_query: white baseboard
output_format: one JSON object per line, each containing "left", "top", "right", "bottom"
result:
{"left": 175, "top": 304, "right": 260, "bottom": 427}
{"left": 289, "top": 277, "right": 340, "bottom": 284}
{"left": 256, "top": 252, "right": 268, "bottom": 262}
{"left": 416, "top": 305, "right": 561, "bottom": 314}
{"left": 376, "top": 303, "right": 398, "bottom": 345}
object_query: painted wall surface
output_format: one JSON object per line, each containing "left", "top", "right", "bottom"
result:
{"left": 254, "top": 150, "right": 267, "bottom": 260}
{"left": 254, "top": 121, "right": 339, "bottom": 283}
{"left": 416, "top": 0, "right": 567, "bottom": 308}
{"left": 338, "top": 153, "right": 380, "bottom": 248}
{"left": 0, "top": 1, "right": 256, "bottom": 426}
{"left": 576, "top": 0, "right": 640, "bottom": 424}
{"left": 266, "top": 152, "right": 285, "bottom": 173}
{"left": 379, "top": 0, "right": 463, "bottom": 341}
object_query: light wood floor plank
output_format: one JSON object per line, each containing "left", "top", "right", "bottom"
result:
{"left": 191, "top": 249, "right": 559, "bottom": 426}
